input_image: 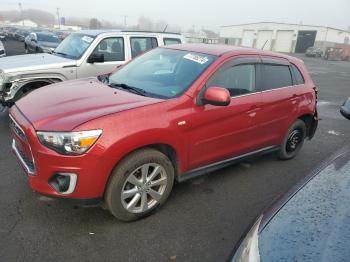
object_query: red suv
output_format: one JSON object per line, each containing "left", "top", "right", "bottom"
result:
{"left": 10, "top": 44, "right": 318, "bottom": 221}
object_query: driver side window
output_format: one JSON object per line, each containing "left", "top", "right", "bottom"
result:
{"left": 207, "top": 64, "right": 256, "bottom": 97}
{"left": 92, "top": 37, "right": 125, "bottom": 62}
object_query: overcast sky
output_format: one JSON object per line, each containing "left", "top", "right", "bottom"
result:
{"left": 2, "top": 0, "right": 350, "bottom": 31}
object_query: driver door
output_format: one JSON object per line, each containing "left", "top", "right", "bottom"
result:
{"left": 77, "top": 37, "right": 126, "bottom": 78}
{"left": 188, "top": 56, "right": 263, "bottom": 170}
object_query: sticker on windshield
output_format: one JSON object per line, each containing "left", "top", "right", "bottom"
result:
{"left": 82, "top": 36, "right": 93, "bottom": 43}
{"left": 183, "top": 53, "right": 209, "bottom": 64}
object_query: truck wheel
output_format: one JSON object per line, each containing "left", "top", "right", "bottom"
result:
{"left": 278, "top": 119, "right": 306, "bottom": 160}
{"left": 105, "top": 148, "right": 174, "bottom": 221}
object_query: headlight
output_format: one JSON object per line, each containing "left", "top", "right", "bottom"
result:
{"left": 37, "top": 130, "right": 102, "bottom": 155}
{"left": 231, "top": 216, "right": 262, "bottom": 262}
{"left": 0, "top": 71, "right": 6, "bottom": 90}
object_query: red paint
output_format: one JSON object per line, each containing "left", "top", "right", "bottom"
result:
{"left": 10, "top": 45, "right": 317, "bottom": 200}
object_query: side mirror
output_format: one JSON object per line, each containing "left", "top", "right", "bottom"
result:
{"left": 340, "top": 97, "right": 350, "bottom": 120}
{"left": 201, "top": 87, "right": 231, "bottom": 106}
{"left": 87, "top": 53, "right": 104, "bottom": 63}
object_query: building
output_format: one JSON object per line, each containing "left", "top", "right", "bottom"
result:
{"left": 220, "top": 22, "right": 350, "bottom": 53}
{"left": 4, "top": 19, "right": 38, "bottom": 28}
{"left": 185, "top": 29, "right": 219, "bottom": 44}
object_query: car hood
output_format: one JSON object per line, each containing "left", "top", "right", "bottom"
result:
{"left": 258, "top": 146, "right": 350, "bottom": 261}
{"left": 15, "top": 78, "right": 163, "bottom": 131}
{"left": 0, "top": 53, "right": 75, "bottom": 74}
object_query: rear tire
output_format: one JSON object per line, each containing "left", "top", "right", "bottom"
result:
{"left": 278, "top": 119, "right": 306, "bottom": 160}
{"left": 105, "top": 148, "right": 174, "bottom": 221}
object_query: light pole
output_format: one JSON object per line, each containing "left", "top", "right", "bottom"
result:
{"left": 18, "top": 2, "right": 24, "bottom": 27}
{"left": 56, "top": 8, "right": 60, "bottom": 29}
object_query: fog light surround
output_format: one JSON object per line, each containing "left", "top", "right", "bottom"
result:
{"left": 48, "top": 173, "right": 77, "bottom": 195}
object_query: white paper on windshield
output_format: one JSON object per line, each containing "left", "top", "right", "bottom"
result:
{"left": 183, "top": 53, "right": 209, "bottom": 64}
{"left": 82, "top": 36, "right": 93, "bottom": 43}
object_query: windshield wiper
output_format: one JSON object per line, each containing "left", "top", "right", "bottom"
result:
{"left": 52, "top": 51, "right": 68, "bottom": 57}
{"left": 109, "top": 83, "right": 147, "bottom": 96}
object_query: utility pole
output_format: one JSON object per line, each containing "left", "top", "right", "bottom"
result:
{"left": 123, "top": 15, "right": 127, "bottom": 28}
{"left": 18, "top": 2, "right": 24, "bottom": 27}
{"left": 56, "top": 8, "right": 60, "bottom": 29}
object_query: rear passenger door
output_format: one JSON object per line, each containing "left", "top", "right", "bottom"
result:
{"left": 130, "top": 36, "right": 158, "bottom": 58}
{"left": 78, "top": 37, "right": 125, "bottom": 78}
{"left": 259, "top": 57, "right": 299, "bottom": 146}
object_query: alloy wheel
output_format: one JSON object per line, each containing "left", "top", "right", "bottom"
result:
{"left": 121, "top": 163, "right": 167, "bottom": 213}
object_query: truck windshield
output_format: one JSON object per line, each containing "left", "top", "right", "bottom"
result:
{"left": 53, "top": 33, "right": 95, "bottom": 60}
{"left": 109, "top": 48, "right": 217, "bottom": 99}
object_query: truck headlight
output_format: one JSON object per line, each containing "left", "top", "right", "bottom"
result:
{"left": 37, "top": 130, "right": 102, "bottom": 155}
{"left": 0, "top": 71, "right": 5, "bottom": 90}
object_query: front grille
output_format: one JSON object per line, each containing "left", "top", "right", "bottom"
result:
{"left": 9, "top": 115, "right": 26, "bottom": 141}
{"left": 10, "top": 115, "right": 36, "bottom": 175}
{"left": 13, "top": 140, "right": 35, "bottom": 174}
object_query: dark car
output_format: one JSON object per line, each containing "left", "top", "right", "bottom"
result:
{"left": 15, "top": 29, "right": 29, "bottom": 42}
{"left": 305, "top": 46, "right": 323, "bottom": 57}
{"left": 24, "top": 32, "right": 61, "bottom": 53}
{"left": 230, "top": 98, "right": 350, "bottom": 262}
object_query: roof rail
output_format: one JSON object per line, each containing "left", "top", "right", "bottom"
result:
{"left": 120, "top": 30, "right": 181, "bottom": 35}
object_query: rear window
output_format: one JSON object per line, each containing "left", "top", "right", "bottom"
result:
{"left": 164, "top": 38, "right": 181, "bottom": 45}
{"left": 291, "top": 64, "right": 305, "bottom": 85}
{"left": 262, "top": 64, "right": 292, "bottom": 90}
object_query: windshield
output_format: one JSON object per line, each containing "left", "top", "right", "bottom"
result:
{"left": 259, "top": 152, "right": 350, "bottom": 261}
{"left": 53, "top": 33, "right": 95, "bottom": 60}
{"left": 109, "top": 48, "right": 216, "bottom": 99}
{"left": 37, "top": 34, "right": 60, "bottom": 43}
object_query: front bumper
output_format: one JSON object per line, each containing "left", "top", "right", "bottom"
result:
{"left": 9, "top": 106, "right": 113, "bottom": 200}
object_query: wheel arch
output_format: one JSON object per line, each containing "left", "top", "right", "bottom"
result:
{"left": 298, "top": 113, "right": 318, "bottom": 139}
{"left": 102, "top": 143, "right": 180, "bottom": 198}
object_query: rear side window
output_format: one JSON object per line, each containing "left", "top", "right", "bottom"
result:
{"left": 207, "top": 64, "right": 256, "bottom": 97}
{"left": 164, "top": 38, "right": 181, "bottom": 45}
{"left": 130, "top": 37, "right": 158, "bottom": 58}
{"left": 291, "top": 64, "right": 305, "bottom": 85}
{"left": 262, "top": 64, "right": 292, "bottom": 90}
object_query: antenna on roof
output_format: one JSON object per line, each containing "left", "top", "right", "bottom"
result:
{"left": 163, "top": 24, "right": 168, "bottom": 32}
{"left": 262, "top": 40, "right": 269, "bottom": 50}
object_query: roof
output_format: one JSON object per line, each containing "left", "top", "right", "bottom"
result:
{"left": 162, "top": 43, "right": 303, "bottom": 64}
{"left": 221, "top": 21, "right": 350, "bottom": 34}
{"left": 76, "top": 29, "right": 182, "bottom": 37}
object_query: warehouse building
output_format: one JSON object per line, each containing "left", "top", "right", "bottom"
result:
{"left": 220, "top": 22, "right": 350, "bottom": 53}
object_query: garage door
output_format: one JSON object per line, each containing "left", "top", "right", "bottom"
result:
{"left": 256, "top": 30, "right": 273, "bottom": 50}
{"left": 275, "top": 30, "right": 294, "bottom": 53}
{"left": 241, "top": 30, "right": 255, "bottom": 47}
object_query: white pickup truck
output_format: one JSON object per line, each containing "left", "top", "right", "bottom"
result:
{"left": 0, "top": 30, "right": 185, "bottom": 106}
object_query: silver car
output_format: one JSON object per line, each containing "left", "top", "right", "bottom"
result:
{"left": 0, "top": 30, "right": 184, "bottom": 106}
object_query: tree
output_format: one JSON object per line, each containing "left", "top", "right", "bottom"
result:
{"left": 89, "top": 18, "right": 102, "bottom": 29}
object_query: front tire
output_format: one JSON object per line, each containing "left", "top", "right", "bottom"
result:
{"left": 278, "top": 119, "right": 306, "bottom": 160}
{"left": 105, "top": 148, "right": 174, "bottom": 221}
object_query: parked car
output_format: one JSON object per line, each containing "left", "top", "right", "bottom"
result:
{"left": 0, "top": 30, "right": 185, "bottom": 107}
{"left": 24, "top": 32, "right": 60, "bottom": 54}
{"left": 305, "top": 46, "right": 323, "bottom": 57}
{"left": 0, "top": 30, "right": 6, "bottom": 41}
{"left": 230, "top": 100, "right": 350, "bottom": 262}
{"left": 9, "top": 44, "right": 318, "bottom": 221}
{"left": 15, "top": 29, "right": 29, "bottom": 42}
{"left": 0, "top": 40, "right": 6, "bottom": 58}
